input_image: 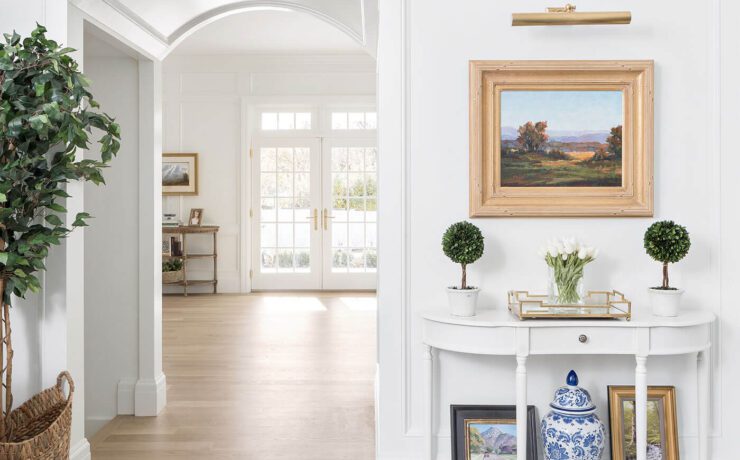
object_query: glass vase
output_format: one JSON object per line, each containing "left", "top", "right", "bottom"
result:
{"left": 548, "top": 266, "right": 585, "bottom": 305}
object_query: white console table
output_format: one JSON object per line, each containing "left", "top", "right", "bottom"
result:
{"left": 421, "top": 309, "right": 715, "bottom": 460}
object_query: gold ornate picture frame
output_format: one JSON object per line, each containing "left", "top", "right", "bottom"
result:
{"left": 469, "top": 60, "right": 653, "bottom": 217}
{"left": 607, "top": 386, "right": 679, "bottom": 460}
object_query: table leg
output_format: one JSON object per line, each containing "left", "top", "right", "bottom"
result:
{"left": 213, "top": 231, "right": 218, "bottom": 294}
{"left": 516, "top": 355, "right": 527, "bottom": 460}
{"left": 423, "top": 344, "right": 434, "bottom": 460}
{"left": 182, "top": 234, "right": 188, "bottom": 296}
{"left": 698, "top": 350, "right": 710, "bottom": 460}
{"left": 635, "top": 356, "right": 648, "bottom": 460}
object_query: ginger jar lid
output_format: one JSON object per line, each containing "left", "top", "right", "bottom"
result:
{"left": 549, "top": 370, "right": 596, "bottom": 414}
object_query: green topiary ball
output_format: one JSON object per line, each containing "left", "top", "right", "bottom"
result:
{"left": 442, "top": 221, "right": 484, "bottom": 265}
{"left": 643, "top": 220, "right": 691, "bottom": 264}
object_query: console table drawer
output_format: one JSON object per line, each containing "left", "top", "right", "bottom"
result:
{"left": 530, "top": 327, "right": 635, "bottom": 354}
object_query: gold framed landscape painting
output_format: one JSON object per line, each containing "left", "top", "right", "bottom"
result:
{"left": 163, "top": 153, "right": 199, "bottom": 195}
{"left": 469, "top": 60, "right": 653, "bottom": 217}
{"left": 607, "top": 386, "right": 679, "bottom": 460}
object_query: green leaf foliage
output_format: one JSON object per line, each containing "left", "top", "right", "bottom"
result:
{"left": 442, "top": 221, "right": 484, "bottom": 265}
{"left": 163, "top": 259, "right": 183, "bottom": 272}
{"left": 0, "top": 25, "right": 121, "bottom": 306}
{"left": 643, "top": 220, "right": 690, "bottom": 264}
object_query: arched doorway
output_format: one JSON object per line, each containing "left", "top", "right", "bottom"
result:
{"left": 88, "top": 5, "right": 379, "bottom": 458}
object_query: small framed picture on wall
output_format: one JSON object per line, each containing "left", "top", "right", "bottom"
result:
{"left": 189, "top": 208, "right": 204, "bottom": 227}
{"left": 163, "top": 153, "right": 198, "bottom": 195}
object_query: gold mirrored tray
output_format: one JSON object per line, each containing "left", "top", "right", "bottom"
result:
{"left": 507, "top": 290, "right": 631, "bottom": 320}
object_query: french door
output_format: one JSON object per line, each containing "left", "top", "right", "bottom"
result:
{"left": 251, "top": 138, "right": 377, "bottom": 290}
{"left": 321, "top": 138, "right": 377, "bottom": 289}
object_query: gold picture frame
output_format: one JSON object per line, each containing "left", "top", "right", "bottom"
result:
{"left": 469, "top": 60, "right": 653, "bottom": 217}
{"left": 163, "top": 153, "right": 199, "bottom": 195}
{"left": 607, "top": 386, "right": 679, "bottom": 460}
{"left": 188, "top": 208, "right": 204, "bottom": 227}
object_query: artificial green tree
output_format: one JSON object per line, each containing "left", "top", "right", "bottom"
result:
{"left": 442, "top": 221, "right": 484, "bottom": 289}
{"left": 0, "top": 25, "right": 120, "bottom": 438}
{"left": 643, "top": 220, "right": 691, "bottom": 289}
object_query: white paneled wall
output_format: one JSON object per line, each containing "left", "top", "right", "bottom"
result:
{"left": 162, "top": 53, "right": 376, "bottom": 293}
{"left": 376, "top": 0, "right": 735, "bottom": 459}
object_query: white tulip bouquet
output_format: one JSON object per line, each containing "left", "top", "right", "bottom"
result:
{"left": 539, "top": 237, "right": 599, "bottom": 304}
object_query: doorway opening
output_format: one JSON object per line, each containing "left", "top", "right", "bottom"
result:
{"left": 158, "top": 8, "right": 378, "bottom": 294}
{"left": 90, "top": 6, "right": 378, "bottom": 459}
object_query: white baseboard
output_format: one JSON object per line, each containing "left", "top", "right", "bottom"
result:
{"left": 85, "top": 415, "right": 114, "bottom": 439}
{"left": 134, "top": 372, "right": 167, "bottom": 416}
{"left": 117, "top": 378, "right": 137, "bottom": 415}
{"left": 70, "top": 438, "right": 91, "bottom": 460}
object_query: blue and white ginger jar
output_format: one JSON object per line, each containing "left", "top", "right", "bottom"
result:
{"left": 541, "top": 370, "right": 606, "bottom": 460}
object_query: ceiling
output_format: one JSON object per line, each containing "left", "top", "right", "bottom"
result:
{"left": 99, "top": 0, "right": 376, "bottom": 56}
{"left": 171, "top": 9, "right": 363, "bottom": 55}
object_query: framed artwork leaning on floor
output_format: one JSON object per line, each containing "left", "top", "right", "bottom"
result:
{"left": 451, "top": 405, "right": 538, "bottom": 460}
{"left": 607, "top": 386, "right": 679, "bottom": 460}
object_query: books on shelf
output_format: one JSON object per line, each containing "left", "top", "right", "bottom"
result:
{"left": 163, "top": 213, "right": 180, "bottom": 227}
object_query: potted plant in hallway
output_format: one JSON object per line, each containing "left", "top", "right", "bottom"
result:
{"left": 442, "top": 221, "right": 485, "bottom": 316}
{"left": 644, "top": 220, "right": 691, "bottom": 317}
{"left": 163, "top": 258, "right": 184, "bottom": 284}
{"left": 0, "top": 25, "right": 120, "bottom": 457}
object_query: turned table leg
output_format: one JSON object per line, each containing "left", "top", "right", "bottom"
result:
{"left": 516, "top": 355, "right": 528, "bottom": 460}
{"left": 635, "top": 355, "right": 648, "bottom": 460}
{"left": 423, "top": 344, "right": 434, "bottom": 460}
{"left": 697, "top": 350, "right": 710, "bottom": 460}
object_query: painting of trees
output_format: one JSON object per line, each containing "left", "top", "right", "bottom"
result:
{"left": 607, "top": 125, "right": 622, "bottom": 158}
{"left": 516, "top": 121, "right": 548, "bottom": 152}
{"left": 499, "top": 90, "right": 624, "bottom": 187}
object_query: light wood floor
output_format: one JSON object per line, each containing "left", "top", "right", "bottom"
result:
{"left": 90, "top": 292, "right": 377, "bottom": 459}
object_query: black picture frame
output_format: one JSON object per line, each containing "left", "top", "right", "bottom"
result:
{"left": 450, "top": 405, "right": 538, "bottom": 460}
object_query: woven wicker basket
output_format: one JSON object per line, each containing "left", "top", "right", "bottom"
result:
{"left": 163, "top": 269, "right": 184, "bottom": 284}
{"left": 0, "top": 371, "right": 74, "bottom": 459}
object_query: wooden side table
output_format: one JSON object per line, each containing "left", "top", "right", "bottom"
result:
{"left": 163, "top": 225, "right": 219, "bottom": 295}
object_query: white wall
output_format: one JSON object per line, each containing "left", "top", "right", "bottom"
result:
{"left": 377, "top": 0, "right": 735, "bottom": 458}
{"left": 83, "top": 49, "right": 141, "bottom": 435}
{"left": 162, "top": 53, "right": 376, "bottom": 293}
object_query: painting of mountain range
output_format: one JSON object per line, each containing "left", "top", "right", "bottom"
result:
{"left": 467, "top": 421, "right": 517, "bottom": 460}
{"left": 162, "top": 163, "right": 190, "bottom": 186}
{"left": 502, "top": 126, "right": 610, "bottom": 143}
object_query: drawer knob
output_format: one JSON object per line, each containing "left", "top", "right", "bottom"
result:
{"left": 578, "top": 334, "right": 588, "bottom": 343}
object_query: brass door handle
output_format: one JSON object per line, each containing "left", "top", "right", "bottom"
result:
{"left": 306, "top": 208, "right": 318, "bottom": 230}
{"left": 322, "top": 208, "right": 334, "bottom": 230}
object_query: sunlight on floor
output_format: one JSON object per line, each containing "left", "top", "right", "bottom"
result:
{"left": 258, "top": 295, "right": 328, "bottom": 311}
{"left": 340, "top": 296, "right": 378, "bottom": 311}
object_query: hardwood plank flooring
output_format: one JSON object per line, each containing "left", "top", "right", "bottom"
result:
{"left": 90, "top": 292, "right": 376, "bottom": 459}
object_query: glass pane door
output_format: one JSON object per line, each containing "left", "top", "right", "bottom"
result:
{"left": 322, "top": 139, "right": 377, "bottom": 290}
{"left": 251, "top": 139, "right": 322, "bottom": 290}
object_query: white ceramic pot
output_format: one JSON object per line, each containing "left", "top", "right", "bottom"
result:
{"left": 648, "top": 288, "right": 684, "bottom": 317}
{"left": 447, "top": 287, "right": 479, "bottom": 317}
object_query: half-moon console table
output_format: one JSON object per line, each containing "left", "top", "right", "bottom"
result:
{"left": 421, "top": 309, "right": 715, "bottom": 460}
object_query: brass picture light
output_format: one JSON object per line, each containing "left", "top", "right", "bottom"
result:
{"left": 512, "top": 4, "right": 631, "bottom": 26}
